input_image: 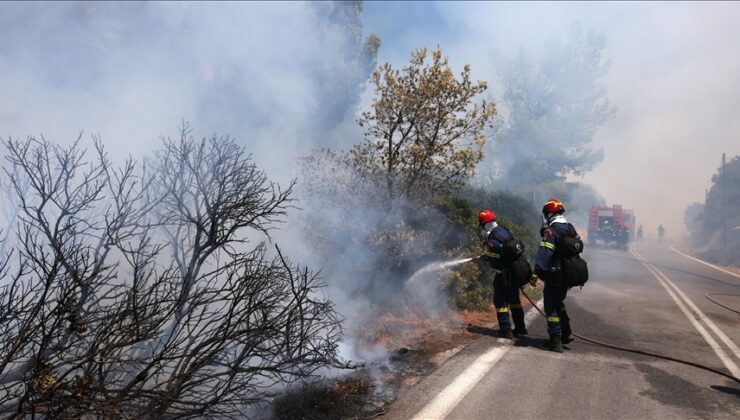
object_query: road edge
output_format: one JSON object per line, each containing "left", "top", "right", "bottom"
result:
{"left": 410, "top": 297, "right": 545, "bottom": 420}
{"left": 632, "top": 244, "right": 740, "bottom": 377}
{"left": 670, "top": 245, "right": 740, "bottom": 279}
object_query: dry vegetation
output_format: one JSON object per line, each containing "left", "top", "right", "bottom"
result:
{"left": 276, "top": 284, "right": 543, "bottom": 419}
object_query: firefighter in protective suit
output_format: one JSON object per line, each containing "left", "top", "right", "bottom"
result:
{"left": 474, "top": 209, "right": 527, "bottom": 339}
{"left": 534, "top": 199, "right": 576, "bottom": 353}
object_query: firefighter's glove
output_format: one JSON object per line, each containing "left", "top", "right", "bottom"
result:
{"left": 471, "top": 255, "right": 481, "bottom": 262}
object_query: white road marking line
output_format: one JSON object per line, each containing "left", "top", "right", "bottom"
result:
{"left": 411, "top": 300, "right": 544, "bottom": 420}
{"left": 670, "top": 245, "right": 740, "bottom": 280}
{"left": 411, "top": 344, "right": 508, "bottom": 420}
{"left": 653, "top": 265, "right": 740, "bottom": 361}
{"left": 631, "top": 246, "right": 740, "bottom": 377}
{"left": 640, "top": 257, "right": 740, "bottom": 372}
{"left": 641, "top": 246, "right": 740, "bottom": 360}
{"left": 661, "top": 245, "right": 740, "bottom": 359}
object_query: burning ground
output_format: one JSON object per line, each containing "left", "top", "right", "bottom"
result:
{"left": 272, "top": 285, "right": 543, "bottom": 419}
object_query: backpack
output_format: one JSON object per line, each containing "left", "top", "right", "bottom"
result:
{"left": 491, "top": 230, "right": 525, "bottom": 265}
{"left": 508, "top": 255, "right": 533, "bottom": 288}
{"left": 491, "top": 230, "right": 530, "bottom": 287}
{"left": 556, "top": 224, "right": 589, "bottom": 288}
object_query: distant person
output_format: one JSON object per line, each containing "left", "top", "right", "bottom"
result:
{"left": 473, "top": 209, "right": 529, "bottom": 339}
{"left": 602, "top": 219, "right": 615, "bottom": 241}
{"left": 533, "top": 199, "right": 587, "bottom": 353}
{"left": 617, "top": 224, "right": 630, "bottom": 250}
{"left": 658, "top": 225, "right": 665, "bottom": 242}
{"left": 637, "top": 225, "right": 644, "bottom": 242}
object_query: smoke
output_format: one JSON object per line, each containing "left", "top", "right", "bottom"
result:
{"left": 0, "top": 1, "right": 397, "bottom": 365}
{"left": 0, "top": 2, "right": 377, "bottom": 183}
{"left": 363, "top": 2, "right": 740, "bottom": 236}
{"left": 7, "top": 2, "right": 739, "bottom": 373}
{"left": 0, "top": 0, "right": 467, "bottom": 367}
{"left": 293, "top": 151, "right": 473, "bottom": 360}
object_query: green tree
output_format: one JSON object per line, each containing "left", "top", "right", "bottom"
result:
{"left": 700, "top": 155, "right": 740, "bottom": 263}
{"left": 704, "top": 156, "right": 740, "bottom": 232}
{"left": 296, "top": 48, "right": 496, "bottom": 310}
{"left": 483, "top": 24, "right": 615, "bottom": 188}
{"left": 353, "top": 47, "right": 497, "bottom": 208}
{"left": 311, "top": 1, "right": 381, "bottom": 130}
{"left": 684, "top": 202, "right": 705, "bottom": 245}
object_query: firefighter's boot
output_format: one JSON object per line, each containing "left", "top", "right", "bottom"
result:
{"left": 544, "top": 333, "right": 563, "bottom": 353}
{"left": 500, "top": 329, "right": 514, "bottom": 339}
{"left": 496, "top": 307, "right": 513, "bottom": 339}
{"left": 560, "top": 308, "right": 573, "bottom": 344}
{"left": 511, "top": 305, "right": 527, "bottom": 337}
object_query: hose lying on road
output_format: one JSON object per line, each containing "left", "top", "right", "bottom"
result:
{"left": 589, "top": 250, "right": 740, "bottom": 289}
{"left": 519, "top": 288, "right": 740, "bottom": 385}
{"left": 705, "top": 293, "right": 740, "bottom": 316}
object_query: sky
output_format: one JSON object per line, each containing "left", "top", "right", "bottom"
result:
{"left": 364, "top": 1, "right": 740, "bottom": 237}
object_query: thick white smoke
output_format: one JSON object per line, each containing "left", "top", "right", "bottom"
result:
{"left": 1, "top": 1, "right": 461, "bottom": 365}
{"left": 0, "top": 2, "right": 377, "bottom": 182}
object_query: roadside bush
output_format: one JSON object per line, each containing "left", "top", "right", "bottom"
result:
{"left": 459, "top": 187, "right": 541, "bottom": 255}
{"left": 438, "top": 191, "right": 539, "bottom": 311}
{"left": 446, "top": 258, "right": 492, "bottom": 312}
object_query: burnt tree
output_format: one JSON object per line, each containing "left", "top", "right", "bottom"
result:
{"left": 0, "top": 129, "right": 341, "bottom": 418}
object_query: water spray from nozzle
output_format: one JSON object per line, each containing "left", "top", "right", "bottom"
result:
{"left": 405, "top": 257, "right": 477, "bottom": 286}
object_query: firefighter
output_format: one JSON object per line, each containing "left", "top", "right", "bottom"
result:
{"left": 657, "top": 225, "right": 665, "bottom": 242}
{"left": 473, "top": 209, "right": 527, "bottom": 339}
{"left": 533, "top": 198, "right": 577, "bottom": 353}
{"left": 616, "top": 223, "right": 630, "bottom": 250}
{"left": 637, "top": 225, "right": 644, "bottom": 242}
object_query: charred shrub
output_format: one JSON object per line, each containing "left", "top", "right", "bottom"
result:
{"left": 273, "top": 376, "right": 373, "bottom": 420}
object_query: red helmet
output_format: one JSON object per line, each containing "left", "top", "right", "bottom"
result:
{"left": 478, "top": 209, "right": 496, "bottom": 225}
{"left": 542, "top": 198, "right": 565, "bottom": 217}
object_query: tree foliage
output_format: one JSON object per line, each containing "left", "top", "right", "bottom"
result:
{"left": 684, "top": 202, "right": 705, "bottom": 242}
{"left": 353, "top": 47, "right": 496, "bottom": 207}
{"left": 704, "top": 156, "right": 740, "bottom": 238}
{"left": 0, "top": 130, "right": 340, "bottom": 418}
{"left": 485, "top": 24, "right": 615, "bottom": 188}
{"left": 311, "top": 0, "right": 381, "bottom": 131}
{"left": 436, "top": 190, "right": 541, "bottom": 311}
{"left": 297, "top": 47, "right": 496, "bottom": 298}
{"left": 686, "top": 155, "right": 740, "bottom": 264}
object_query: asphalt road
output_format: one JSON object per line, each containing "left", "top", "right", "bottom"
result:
{"left": 385, "top": 241, "right": 740, "bottom": 419}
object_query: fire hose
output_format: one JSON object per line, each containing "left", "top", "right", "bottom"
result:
{"left": 705, "top": 293, "right": 740, "bottom": 316}
{"left": 518, "top": 286, "right": 740, "bottom": 384}
{"left": 587, "top": 250, "right": 740, "bottom": 344}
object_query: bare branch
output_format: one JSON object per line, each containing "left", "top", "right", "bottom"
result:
{"left": 0, "top": 130, "right": 339, "bottom": 418}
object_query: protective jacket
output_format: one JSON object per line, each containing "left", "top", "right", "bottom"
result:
{"left": 536, "top": 218, "right": 577, "bottom": 339}
{"left": 481, "top": 225, "right": 513, "bottom": 271}
{"left": 535, "top": 220, "right": 579, "bottom": 280}
{"left": 479, "top": 224, "right": 526, "bottom": 335}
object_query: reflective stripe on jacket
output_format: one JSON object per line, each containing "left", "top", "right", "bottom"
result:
{"left": 535, "top": 222, "right": 578, "bottom": 275}
{"left": 482, "top": 225, "right": 512, "bottom": 271}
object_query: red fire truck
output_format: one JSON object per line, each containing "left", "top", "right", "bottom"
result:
{"left": 587, "top": 204, "right": 635, "bottom": 249}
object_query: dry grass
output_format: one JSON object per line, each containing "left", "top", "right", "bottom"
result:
{"left": 355, "top": 285, "right": 541, "bottom": 355}
{"left": 273, "top": 285, "right": 543, "bottom": 419}
{"left": 355, "top": 310, "right": 465, "bottom": 353}
{"left": 272, "top": 376, "right": 373, "bottom": 420}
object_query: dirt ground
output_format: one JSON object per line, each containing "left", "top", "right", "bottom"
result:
{"left": 273, "top": 286, "right": 543, "bottom": 419}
